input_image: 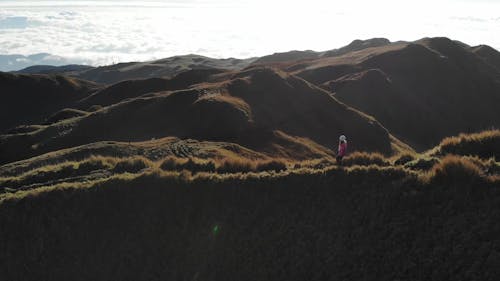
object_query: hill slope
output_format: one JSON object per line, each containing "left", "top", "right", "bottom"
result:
{"left": 0, "top": 72, "right": 99, "bottom": 133}
{"left": 0, "top": 67, "right": 399, "bottom": 164}
{"left": 0, "top": 132, "right": 498, "bottom": 280}
{"left": 287, "top": 37, "right": 500, "bottom": 150}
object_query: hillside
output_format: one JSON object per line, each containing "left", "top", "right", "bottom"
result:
{"left": 77, "top": 68, "right": 223, "bottom": 108}
{"left": 1, "top": 37, "right": 500, "bottom": 280}
{"left": 0, "top": 72, "right": 99, "bottom": 133}
{"left": 286, "top": 37, "right": 500, "bottom": 150}
{"left": 0, "top": 130, "right": 498, "bottom": 281}
{"left": 0, "top": 67, "right": 400, "bottom": 165}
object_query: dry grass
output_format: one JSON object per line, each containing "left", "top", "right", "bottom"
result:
{"left": 404, "top": 156, "right": 439, "bottom": 171}
{"left": 159, "top": 156, "right": 287, "bottom": 174}
{"left": 342, "top": 152, "right": 390, "bottom": 166}
{"left": 112, "top": 156, "right": 153, "bottom": 173}
{"left": 423, "top": 155, "right": 485, "bottom": 183}
{"left": 0, "top": 156, "right": 153, "bottom": 191}
{"left": 435, "top": 129, "right": 500, "bottom": 159}
{"left": 392, "top": 152, "right": 417, "bottom": 166}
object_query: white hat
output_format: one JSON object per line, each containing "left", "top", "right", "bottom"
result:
{"left": 339, "top": 135, "right": 347, "bottom": 141}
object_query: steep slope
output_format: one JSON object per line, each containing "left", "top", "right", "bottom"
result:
{"left": 0, "top": 72, "right": 99, "bottom": 133}
{"left": 289, "top": 37, "right": 500, "bottom": 150}
{"left": 0, "top": 67, "right": 397, "bottom": 164}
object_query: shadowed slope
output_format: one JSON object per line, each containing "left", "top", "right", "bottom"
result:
{"left": 0, "top": 158, "right": 498, "bottom": 281}
{"left": 0, "top": 67, "right": 397, "bottom": 164}
{"left": 288, "top": 38, "right": 500, "bottom": 150}
{"left": 0, "top": 72, "right": 99, "bottom": 133}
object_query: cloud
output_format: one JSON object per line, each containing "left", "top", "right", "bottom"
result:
{"left": 0, "top": 16, "right": 29, "bottom": 29}
{"left": 0, "top": 0, "right": 498, "bottom": 70}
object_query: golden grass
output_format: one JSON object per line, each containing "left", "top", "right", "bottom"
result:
{"left": 342, "top": 152, "right": 390, "bottom": 166}
{"left": 158, "top": 155, "right": 288, "bottom": 174}
{"left": 435, "top": 129, "right": 500, "bottom": 159}
{"left": 422, "top": 155, "right": 485, "bottom": 183}
{"left": 0, "top": 156, "right": 153, "bottom": 190}
{"left": 2, "top": 130, "right": 499, "bottom": 203}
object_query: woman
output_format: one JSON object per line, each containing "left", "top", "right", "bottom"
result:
{"left": 336, "top": 135, "right": 347, "bottom": 165}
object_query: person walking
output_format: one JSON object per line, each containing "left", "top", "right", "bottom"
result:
{"left": 336, "top": 135, "right": 347, "bottom": 165}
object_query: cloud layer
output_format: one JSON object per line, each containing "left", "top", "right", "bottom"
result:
{"left": 0, "top": 0, "right": 499, "bottom": 71}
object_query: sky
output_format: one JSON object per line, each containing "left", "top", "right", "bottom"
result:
{"left": 0, "top": 0, "right": 499, "bottom": 70}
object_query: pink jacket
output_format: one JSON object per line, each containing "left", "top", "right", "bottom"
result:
{"left": 338, "top": 142, "right": 347, "bottom": 157}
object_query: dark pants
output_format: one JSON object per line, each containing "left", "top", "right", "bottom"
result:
{"left": 336, "top": 155, "right": 343, "bottom": 165}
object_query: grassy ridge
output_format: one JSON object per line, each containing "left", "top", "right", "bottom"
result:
{"left": 432, "top": 130, "right": 500, "bottom": 160}
{"left": 0, "top": 163, "right": 499, "bottom": 280}
{"left": 0, "top": 130, "right": 499, "bottom": 280}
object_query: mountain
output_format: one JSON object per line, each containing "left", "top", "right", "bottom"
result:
{"left": 322, "top": 38, "right": 392, "bottom": 57}
{"left": 74, "top": 54, "right": 256, "bottom": 84}
{"left": 0, "top": 53, "right": 91, "bottom": 72}
{"left": 0, "top": 67, "right": 399, "bottom": 164}
{"left": 77, "top": 68, "right": 223, "bottom": 108}
{"left": 0, "top": 130, "right": 498, "bottom": 281}
{"left": 16, "top": 64, "right": 94, "bottom": 75}
{"left": 285, "top": 37, "right": 500, "bottom": 150}
{"left": 1, "top": 38, "right": 500, "bottom": 281}
{"left": 252, "top": 50, "right": 320, "bottom": 65}
{"left": 0, "top": 72, "right": 99, "bottom": 133}
{"left": 471, "top": 44, "right": 500, "bottom": 71}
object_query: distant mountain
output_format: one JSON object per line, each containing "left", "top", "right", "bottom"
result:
{"left": 252, "top": 50, "right": 320, "bottom": 65}
{"left": 322, "top": 38, "right": 392, "bottom": 57}
{"left": 74, "top": 54, "right": 256, "bottom": 84}
{"left": 16, "top": 64, "right": 94, "bottom": 75}
{"left": 0, "top": 53, "right": 91, "bottom": 72}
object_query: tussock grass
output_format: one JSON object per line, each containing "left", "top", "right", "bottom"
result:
{"left": 112, "top": 156, "right": 153, "bottom": 173}
{"left": 435, "top": 129, "right": 500, "bottom": 159}
{"left": 0, "top": 156, "right": 153, "bottom": 191}
{"left": 159, "top": 156, "right": 216, "bottom": 173}
{"left": 404, "top": 156, "right": 439, "bottom": 171}
{"left": 1, "top": 148, "right": 499, "bottom": 280}
{"left": 423, "top": 155, "right": 486, "bottom": 183}
{"left": 392, "top": 152, "right": 417, "bottom": 166}
{"left": 159, "top": 156, "right": 287, "bottom": 174}
{"left": 342, "top": 152, "right": 390, "bottom": 166}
